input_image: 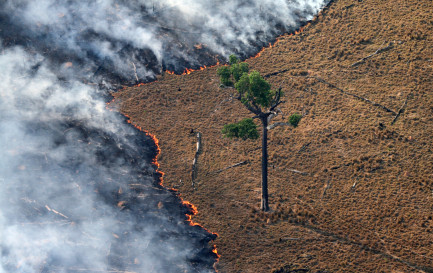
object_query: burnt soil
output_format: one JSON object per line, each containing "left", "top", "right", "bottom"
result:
{"left": 114, "top": 0, "right": 433, "bottom": 272}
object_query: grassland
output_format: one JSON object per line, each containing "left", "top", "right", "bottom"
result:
{"left": 114, "top": 0, "right": 433, "bottom": 271}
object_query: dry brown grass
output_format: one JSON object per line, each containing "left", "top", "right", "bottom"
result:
{"left": 114, "top": 0, "right": 433, "bottom": 272}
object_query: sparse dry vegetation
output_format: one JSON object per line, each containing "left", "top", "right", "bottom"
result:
{"left": 114, "top": 0, "right": 433, "bottom": 272}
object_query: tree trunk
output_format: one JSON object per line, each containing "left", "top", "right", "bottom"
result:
{"left": 260, "top": 117, "right": 269, "bottom": 211}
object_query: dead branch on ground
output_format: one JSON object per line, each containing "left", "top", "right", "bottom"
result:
{"left": 311, "top": 76, "right": 397, "bottom": 114}
{"left": 264, "top": 71, "right": 397, "bottom": 115}
{"left": 322, "top": 179, "right": 332, "bottom": 198}
{"left": 351, "top": 179, "right": 358, "bottom": 191}
{"left": 351, "top": 41, "right": 394, "bottom": 67}
{"left": 215, "top": 160, "right": 249, "bottom": 173}
{"left": 391, "top": 95, "right": 409, "bottom": 125}
{"left": 287, "top": 168, "right": 309, "bottom": 176}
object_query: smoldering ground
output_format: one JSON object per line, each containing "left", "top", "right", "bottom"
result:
{"left": 1, "top": 0, "right": 329, "bottom": 84}
{"left": 0, "top": 47, "right": 216, "bottom": 272}
{"left": 0, "top": 0, "right": 328, "bottom": 272}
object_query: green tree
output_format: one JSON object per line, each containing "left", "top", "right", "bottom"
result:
{"left": 217, "top": 66, "right": 233, "bottom": 86}
{"left": 230, "top": 62, "right": 249, "bottom": 82}
{"left": 220, "top": 55, "right": 287, "bottom": 211}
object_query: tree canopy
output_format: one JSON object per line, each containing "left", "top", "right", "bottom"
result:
{"left": 222, "top": 118, "right": 259, "bottom": 140}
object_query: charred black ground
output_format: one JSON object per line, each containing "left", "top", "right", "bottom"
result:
{"left": 1, "top": 115, "right": 217, "bottom": 272}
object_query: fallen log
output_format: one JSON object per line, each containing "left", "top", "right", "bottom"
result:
{"left": 311, "top": 76, "right": 397, "bottom": 115}
{"left": 298, "top": 142, "right": 311, "bottom": 153}
{"left": 278, "top": 237, "right": 301, "bottom": 242}
{"left": 351, "top": 41, "right": 394, "bottom": 67}
{"left": 287, "top": 168, "right": 309, "bottom": 176}
{"left": 45, "top": 205, "right": 69, "bottom": 219}
{"left": 215, "top": 160, "right": 249, "bottom": 173}
{"left": 264, "top": 71, "right": 397, "bottom": 115}
{"left": 391, "top": 96, "right": 409, "bottom": 125}
{"left": 264, "top": 70, "right": 397, "bottom": 115}
{"left": 191, "top": 132, "right": 202, "bottom": 189}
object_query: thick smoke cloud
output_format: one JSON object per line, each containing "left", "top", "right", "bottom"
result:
{"left": 1, "top": 0, "right": 329, "bottom": 84}
{"left": 0, "top": 0, "right": 328, "bottom": 272}
{"left": 0, "top": 47, "right": 216, "bottom": 272}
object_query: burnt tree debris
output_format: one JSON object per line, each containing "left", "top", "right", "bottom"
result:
{"left": 1, "top": 117, "right": 218, "bottom": 272}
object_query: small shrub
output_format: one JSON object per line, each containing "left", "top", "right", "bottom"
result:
{"left": 222, "top": 118, "right": 259, "bottom": 140}
{"left": 289, "top": 113, "right": 302, "bottom": 127}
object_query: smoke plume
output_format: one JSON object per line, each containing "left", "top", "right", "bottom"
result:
{"left": 1, "top": 0, "right": 329, "bottom": 83}
{"left": 0, "top": 46, "right": 216, "bottom": 272}
{"left": 0, "top": 0, "right": 328, "bottom": 272}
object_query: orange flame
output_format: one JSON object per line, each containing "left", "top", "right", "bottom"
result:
{"left": 252, "top": 23, "right": 310, "bottom": 59}
{"left": 105, "top": 22, "right": 312, "bottom": 265}
{"left": 120, "top": 113, "right": 218, "bottom": 241}
{"left": 184, "top": 68, "right": 194, "bottom": 74}
{"left": 183, "top": 201, "right": 198, "bottom": 216}
{"left": 111, "top": 54, "right": 225, "bottom": 265}
{"left": 212, "top": 245, "right": 220, "bottom": 258}
{"left": 165, "top": 61, "right": 220, "bottom": 76}
{"left": 105, "top": 98, "right": 116, "bottom": 110}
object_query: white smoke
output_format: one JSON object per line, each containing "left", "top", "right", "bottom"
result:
{"left": 0, "top": 47, "right": 214, "bottom": 272}
{"left": 0, "top": 0, "right": 329, "bottom": 272}
{"left": 2, "top": 0, "right": 329, "bottom": 81}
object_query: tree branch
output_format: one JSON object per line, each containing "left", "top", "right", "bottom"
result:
{"left": 269, "top": 88, "right": 285, "bottom": 112}
{"left": 244, "top": 102, "right": 262, "bottom": 115}
{"left": 251, "top": 100, "right": 262, "bottom": 114}
{"left": 270, "top": 100, "right": 285, "bottom": 112}
{"left": 267, "top": 108, "right": 283, "bottom": 123}
{"left": 391, "top": 95, "right": 409, "bottom": 125}
{"left": 267, "top": 122, "right": 293, "bottom": 130}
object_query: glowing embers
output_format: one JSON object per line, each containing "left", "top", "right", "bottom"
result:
{"left": 253, "top": 23, "right": 311, "bottom": 59}
{"left": 212, "top": 245, "right": 220, "bottom": 258}
{"left": 122, "top": 113, "right": 162, "bottom": 170}
{"left": 165, "top": 61, "right": 220, "bottom": 76}
{"left": 183, "top": 200, "right": 198, "bottom": 223}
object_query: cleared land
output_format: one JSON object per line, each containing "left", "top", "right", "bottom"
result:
{"left": 114, "top": 0, "right": 433, "bottom": 272}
